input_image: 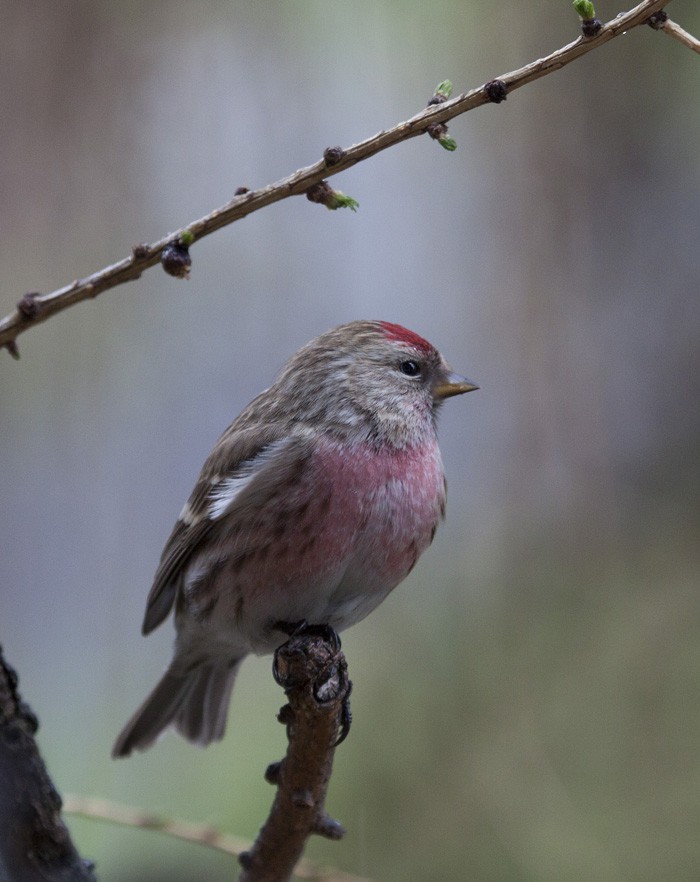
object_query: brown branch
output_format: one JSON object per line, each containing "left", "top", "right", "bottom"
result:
{"left": 0, "top": 645, "right": 96, "bottom": 882}
{"left": 238, "top": 631, "right": 352, "bottom": 882}
{"left": 0, "top": 0, "right": 674, "bottom": 359}
{"left": 63, "top": 795, "right": 370, "bottom": 882}
{"left": 648, "top": 12, "right": 700, "bottom": 52}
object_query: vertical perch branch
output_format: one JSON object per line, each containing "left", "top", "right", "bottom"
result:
{"left": 239, "top": 632, "right": 351, "bottom": 882}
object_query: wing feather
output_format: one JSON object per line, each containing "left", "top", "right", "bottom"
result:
{"left": 141, "top": 425, "right": 314, "bottom": 635}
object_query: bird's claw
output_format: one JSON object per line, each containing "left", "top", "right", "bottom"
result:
{"left": 334, "top": 678, "right": 353, "bottom": 746}
{"left": 274, "top": 619, "right": 342, "bottom": 652}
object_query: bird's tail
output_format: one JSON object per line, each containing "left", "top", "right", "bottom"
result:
{"left": 112, "top": 657, "right": 244, "bottom": 758}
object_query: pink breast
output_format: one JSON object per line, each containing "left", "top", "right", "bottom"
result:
{"left": 310, "top": 437, "right": 446, "bottom": 583}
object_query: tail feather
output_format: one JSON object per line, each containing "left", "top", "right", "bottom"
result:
{"left": 112, "top": 658, "right": 244, "bottom": 758}
{"left": 173, "top": 663, "right": 239, "bottom": 744}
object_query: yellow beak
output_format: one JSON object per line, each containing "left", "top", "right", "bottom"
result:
{"left": 433, "top": 371, "right": 479, "bottom": 400}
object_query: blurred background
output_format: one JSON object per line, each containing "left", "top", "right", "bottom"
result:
{"left": 1, "top": 1, "right": 699, "bottom": 880}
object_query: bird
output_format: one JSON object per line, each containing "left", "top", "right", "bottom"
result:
{"left": 112, "top": 320, "right": 477, "bottom": 757}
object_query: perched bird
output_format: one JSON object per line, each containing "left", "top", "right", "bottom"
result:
{"left": 113, "top": 320, "right": 477, "bottom": 757}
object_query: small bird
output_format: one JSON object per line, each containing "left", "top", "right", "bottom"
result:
{"left": 113, "top": 320, "right": 477, "bottom": 757}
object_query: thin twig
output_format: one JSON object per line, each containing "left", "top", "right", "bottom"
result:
{"left": 658, "top": 18, "right": 700, "bottom": 53}
{"left": 63, "top": 795, "right": 250, "bottom": 858}
{"left": 0, "top": 0, "right": 673, "bottom": 357}
{"left": 64, "top": 794, "right": 371, "bottom": 882}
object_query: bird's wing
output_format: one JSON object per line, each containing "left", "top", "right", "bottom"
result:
{"left": 141, "top": 425, "right": 316, "bottom": 635}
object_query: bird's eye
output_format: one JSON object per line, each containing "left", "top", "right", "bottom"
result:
{"left": 399, "top": 360, "right": 421, "bottom": 377}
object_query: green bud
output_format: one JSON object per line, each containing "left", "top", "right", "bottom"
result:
{"left": 435, "top": 80, "right": 453, "bottom": 100}
{"left": 179, "top": 229, "right": 195, "bottom": 246}
{"left": 573, "top": 0, "right": 595, "bottom": 20}
{"left": 438, "top": 135, "right": 458, "bottom": 152}
{"left": 328, "top": 192, "right": 359, "bottom": 212}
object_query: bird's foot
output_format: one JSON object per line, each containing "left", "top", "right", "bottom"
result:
{"left": 274, "top": 619, "right": 342, "bottom": 652}
{"left": 334, "top": 679, "right": 353, "bottom": 747}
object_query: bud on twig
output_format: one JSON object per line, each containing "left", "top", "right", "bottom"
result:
{"left": 646, "top": 10, "right": 668, "bottom": 29}
{"left": 305, "top": 180, "right": 359, "bottom": 211}
{"left": 430, "top": 80, "right": 453, "bottom": 103}
{"left": 427, "top": 80, "right": 458, "bottom": 151}
{"left": 161, "top": 230, "right": 194, "bottom": 279}
{"left": 131, "top": 243, "right": 150, "bottom": 261}
{"left": 323, "top": 146, "right": 346, "bottom": 167}
{"left": 484, "top": 79, "right": 508, "bottom": 103}
{"left": 17, "top": 292, "right": 42, "bottom": 321}
{"left": 573, "top": 0, "right": 603, "bottom": 37}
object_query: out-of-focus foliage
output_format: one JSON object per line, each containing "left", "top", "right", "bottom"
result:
{"left": 1, "top": 1, "right": 699, "bottom": 880}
